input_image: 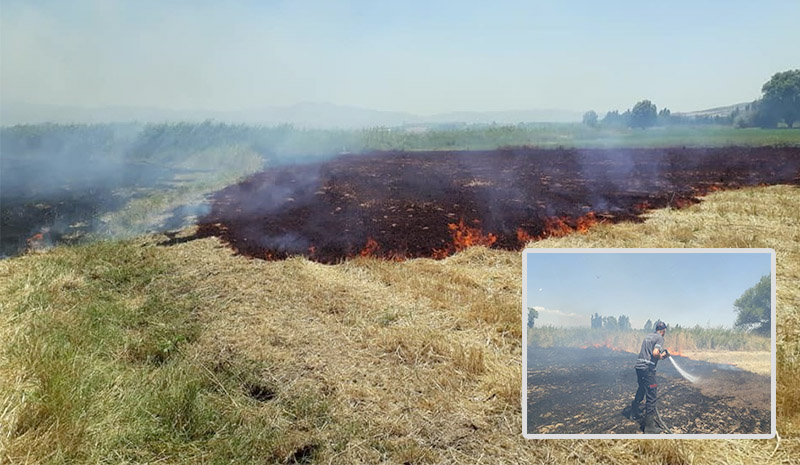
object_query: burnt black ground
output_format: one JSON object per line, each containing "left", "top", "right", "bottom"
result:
{"left": 526, "top": 347, "right": 771, "bottom": 434}
{"left": 197, "top": 146, "right": 800, "bottom": 263}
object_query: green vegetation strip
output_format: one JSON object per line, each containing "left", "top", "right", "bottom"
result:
{"left": 528, "top": 327, "right": 770, "bottom": 352}
{"left": 0, "top": 242, "right": 328, "bottom": 464}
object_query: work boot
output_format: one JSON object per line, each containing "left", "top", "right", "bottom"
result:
{"left": 644, "top": 413, "right": 662, "bottom": 434}
{"left": 629, "top": 401, "right": 640, "bottom": 420}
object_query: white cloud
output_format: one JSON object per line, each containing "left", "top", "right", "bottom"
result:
{"left": 533, "top": 306, "right": 579, "bottom": 317}
{"left": 531, "top": 306, "right": 586, "bottom": 327}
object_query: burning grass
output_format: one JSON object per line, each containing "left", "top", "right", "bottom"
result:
{"left": 197, "top": 146, "right": 800, "bottom": 263}
{"left": 1, "top": 185, "right": 800, "bottom": 463}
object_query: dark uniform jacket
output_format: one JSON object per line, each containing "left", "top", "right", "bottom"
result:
{"left": 635, "top": 332, "right": 664, "bottom": 370}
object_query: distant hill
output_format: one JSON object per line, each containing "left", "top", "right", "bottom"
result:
{"left": 0, "top": 101, "right": 582, "bottom": 128}
{"left": 676, "top": 102, "right": 752, "bottom": 118}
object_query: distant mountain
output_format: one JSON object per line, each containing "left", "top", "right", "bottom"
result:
{"left": 0, "top": 101, "right": 582, "bottom": 128}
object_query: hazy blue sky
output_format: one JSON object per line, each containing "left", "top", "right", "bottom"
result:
{"left": 2, "top": 1, "right": 798, "bottom": 114}
{"left": 524, "top": 251, "right": 772, "bottom": 329}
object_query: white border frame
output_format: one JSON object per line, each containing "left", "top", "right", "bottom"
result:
{"left": 521, "top": 248, "right": 776, "bottom": 439}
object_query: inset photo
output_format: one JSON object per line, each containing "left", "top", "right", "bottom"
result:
{"left": 522, "top": 249, "right": 775, "bottom": 439}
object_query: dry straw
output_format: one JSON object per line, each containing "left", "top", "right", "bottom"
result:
{"left": 1, "top": 185, "right": 799, "bottom": 463}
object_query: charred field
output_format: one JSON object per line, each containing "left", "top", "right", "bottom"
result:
{"left": 526, "top": 347, "right": 771, "bottom": 435}
{"left": 3, "top": 180, "right": 799, "bottom": 463}
{"left": 197, "top": 146, "right": 800, "bottom": 263}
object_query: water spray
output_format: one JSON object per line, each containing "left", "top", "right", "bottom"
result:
{"left": 664, "top": 349, "right": 700, "bottom": 383}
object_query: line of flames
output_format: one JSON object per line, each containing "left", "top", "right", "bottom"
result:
{"left": 308, "top": 213, "right": 602, "bottom": 261}
{"left": 517, "top": 211, "right": 601, "bottom": 243}
{"left": 432, "top": 218, "right": 498, "bottom": 259}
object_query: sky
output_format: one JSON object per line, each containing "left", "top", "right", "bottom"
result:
{"left": 524, "top": 251, "right": 772, "bottom": 329}
{"left": 1, "top": 1, "right": 799, "bottom": 115}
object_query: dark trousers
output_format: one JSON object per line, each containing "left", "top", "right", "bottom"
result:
{"left": 634, "top": 367, "right": 657, "bottom": 415}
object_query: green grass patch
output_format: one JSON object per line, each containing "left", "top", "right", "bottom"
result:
{"left": 0, "top": 241, "right": 335, "bottom": 464}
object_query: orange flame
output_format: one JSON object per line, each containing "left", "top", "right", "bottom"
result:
{"left": 429, "top": 219, "right": 498, "bottom": 258}
{"left": 26, "top": 232, "right": 46, "bottom": 251}
{"left": 447, "top": 219, "right": 497, "bottom": 251}
{"left": 575, "top": 211, "right": 599, "bottom": 233}
{"left": 536, "top": 212, "right": 601, "bottom": 240}
{"left": 541, "top": 217, "right": 572, "bottom": 238}
{"left": 359, "top": 237, "right": 380, "bottom": 257}
{"left": 667, "top": 347, "right": 684, "bottom": 357}
{"left": 516, "top": 228, "right": 534, "bottom": 244}
{"left": 431, "top": 248, "right": 450, "bottom": 260}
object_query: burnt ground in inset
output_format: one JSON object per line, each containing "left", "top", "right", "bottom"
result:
{"left": 197, "top": 146, "right": 800, "bottom": 263}
{"left": 526, "top": 347, "right": 770, "bottom": 435}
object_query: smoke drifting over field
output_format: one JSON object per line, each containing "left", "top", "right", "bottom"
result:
{"left": 198, "top": 146, "right": 800, "bottom": 262}
{"left": 4, "top": 122, "right": 423, "bottom": 256}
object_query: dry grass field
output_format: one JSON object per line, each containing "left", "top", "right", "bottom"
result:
{"left": 682, "top": 350, "right": 772, "bottom": 377}
{"left": 1, "top": 184, "right": 799, "bottom": 463}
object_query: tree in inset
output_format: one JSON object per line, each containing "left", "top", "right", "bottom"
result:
{"left": 527, "top": 307, "right": 539, "bottom": 329}
{"left": 591, "top": 312, "right": 603, "bottom": 329}
{"left": 603, "top": 315, "right": 619, "bottom": 330}
{"left": 734, "top": 275, "right": 771, "bottom": 336}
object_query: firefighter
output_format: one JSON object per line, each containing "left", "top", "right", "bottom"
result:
{"left": 630, "top": 321, "right": 669, "bottom": 433}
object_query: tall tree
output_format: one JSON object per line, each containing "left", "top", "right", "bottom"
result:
{"left": 591, "top": 312, "right": 603, "bottom": 329}
{"left": 629, "top": 100, "right": 658, "bottom": 128}
{"left": 603, "top": 315, "right": 619, "bottom": 330}
{"left": 527, "top": 307, "right": 539, "bottom": 329}
{"left": 644, "top": 319, "right": 653, "bottom": 332}
{"left": 657, "top": 108, "right": 672, "bottom": 125}
{"left": 618, "top": 315, "right": 631, "bottom": 331}
{"left": 734, "top": 275, "right": 771, "bottom": 336}
{"left": 582, "top": 110, "right": 598, "bottom": 127}
{"left": 759, "top": 69, "right": 800, "bottom": 128}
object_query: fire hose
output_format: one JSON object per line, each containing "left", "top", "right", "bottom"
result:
{"left": 653, "top": 406, "right": 672, "bottom": 434}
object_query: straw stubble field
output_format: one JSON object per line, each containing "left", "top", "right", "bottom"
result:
{"left": 1, "top": 184, "right": 799, "bottom": 463}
